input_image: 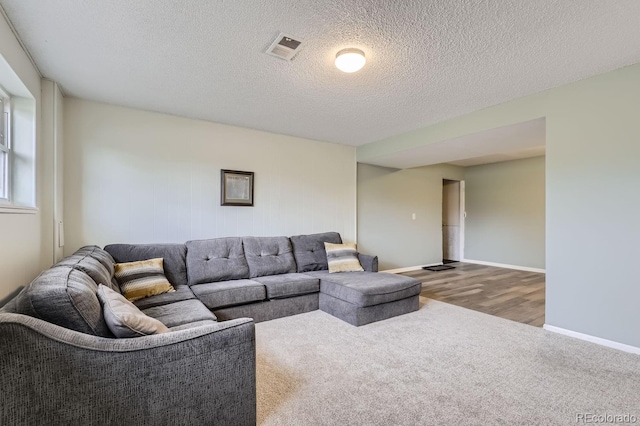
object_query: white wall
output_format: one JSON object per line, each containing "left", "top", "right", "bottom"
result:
{"left": 0, "top": 12, "right": 49, "bottom": 299}
{"left": 464, "top": 156, "right": 545, "bottom": 269}
{"left": 63, "top": 99, "right": 356, "bottom": 251}
{"left": 357, "top": 163, "right": 464, "bottom": 270}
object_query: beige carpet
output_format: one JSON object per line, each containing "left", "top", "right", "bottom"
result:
{"left": 255, "top": 297, "right": 640, "bottom": 425}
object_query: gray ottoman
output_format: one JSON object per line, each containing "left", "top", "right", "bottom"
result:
{"left": 304, "top": 271, "right": 422, "bottom": 326}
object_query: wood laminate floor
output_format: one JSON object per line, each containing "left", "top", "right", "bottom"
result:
{"left": 401, "top": 262, "right": 545, "bottom": 327}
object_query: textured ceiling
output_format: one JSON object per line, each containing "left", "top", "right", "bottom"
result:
{"left": 1, "top": 1, "right": 640, "bottom": 146}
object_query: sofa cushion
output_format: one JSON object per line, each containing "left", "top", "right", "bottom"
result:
{"left": 114, "top": 258, "right": 175, "bottom": 301}
{"left": 253, "top": 273, "right": 320, "bottom": 299}
{"left": 306, "top": 271, "right": 421, "bottom": 307}
{"left": 325, "top": 242, "right": 364, "bottom": 273}
{"left": 141, "top": 299, "right": 217, "bottom": 328}
{"left": 190, "top": 279, "right": 266, "bottom": 310}
{"left": 290, "top": 232, "right": 343, "bottom": 272}
{"left": 186, "top": 238, "right": 249, "bottom": 284}
{"left": 242, "top": 236, "right": 296, "bottom": 278}
{"left": 104, "top": 243, "right": 188, "bottom": 288}
{"left": 55, "top": 248, "right": 119, "bottom": 292}
{"left": 132, "top": 285, "right": 196, "bottom": 310}
{"left": 75, "top": 245, "right": 117, "bottom": 271}
{"left": 97, "top": 284, "right": 170, "bottom": 338}
{"left": 13, "top": 266, "right": 113, "bottom": 337}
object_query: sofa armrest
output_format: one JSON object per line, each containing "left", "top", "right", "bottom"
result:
{"left": 0, "top": 313, "right": 256, "bottom": 426}
{"left": 358, "top": 253, "right": 379, "bottom": 272}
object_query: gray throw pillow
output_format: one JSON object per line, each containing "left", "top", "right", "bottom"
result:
{"left": 96, "top": 284, "right": 170, "bottom": 338}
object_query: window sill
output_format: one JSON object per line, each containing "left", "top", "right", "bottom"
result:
{"left": 0, "top": 204, "right": 38, "bottom": 215}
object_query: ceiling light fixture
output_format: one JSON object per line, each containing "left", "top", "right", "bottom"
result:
{"left": 335, "top": 48, "right": 366, "bottom": 73}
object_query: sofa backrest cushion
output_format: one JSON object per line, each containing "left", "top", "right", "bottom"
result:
{"left": 186, "top": 238, "right": 249, "bottom": 285}
{"left": 13, "top": 266, "right": 113, "bottom": 337}
{"left": 75, "top": 245, "right": 116, "bottom": 274}
{"left": 104, "top": 244, "right": 188, "bottom": 288}
{"left": 55, "top": 246, "right": 119, "bottom": 292}
{"left": 290, "top": 232, "right": 343, "bottom": 272}
{"left": 242, "top": 236, "right": 296, "bottom": 278}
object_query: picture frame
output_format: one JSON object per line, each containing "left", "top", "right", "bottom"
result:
{"left": 221, "top": 169, "right": 254, "bottom": 206}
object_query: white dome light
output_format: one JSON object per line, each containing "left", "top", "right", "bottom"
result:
{"left": 335, "top": 48, "right": 366, "bottom": 73}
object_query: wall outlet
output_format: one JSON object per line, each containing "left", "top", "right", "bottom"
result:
{"left": 412, "top": 213, "right": 416, "bottom": 220}
{"left": 58, "top": 221, "right": 64, "bottom": 248}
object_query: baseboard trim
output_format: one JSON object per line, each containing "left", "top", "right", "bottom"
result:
{"left": 382, "top": 263, "right": 442, "bottom": 274}
{"left": 543, "top": 324, "right": 640, "bottom": 355}
{"left": 462, "top": 259, "right": 545, "bottom": 273}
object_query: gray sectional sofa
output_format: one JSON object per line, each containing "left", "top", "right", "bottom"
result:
{"left": 0, "top": 232, "right": 420, "bottom": 425}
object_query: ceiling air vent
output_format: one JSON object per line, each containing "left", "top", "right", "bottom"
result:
{"left": 266, "top": 33, "right": 304, "bottom": 61}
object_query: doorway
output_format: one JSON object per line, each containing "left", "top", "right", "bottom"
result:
{"left": 442, "top": 179, "right": 464, "bottom": 263}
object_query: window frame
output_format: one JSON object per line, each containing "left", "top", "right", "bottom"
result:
{"left": 0, "top": 85, "right": 10, "bottom": 204}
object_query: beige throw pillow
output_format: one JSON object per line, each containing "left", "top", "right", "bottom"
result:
{"left": 114, "top": 258, "right": 175, "bottom": 301}
{"left": 96, "top": 284, "right": 170, "bottom": 338}
{"left": 324, "top": 242, "right": 364, "bottom": 273}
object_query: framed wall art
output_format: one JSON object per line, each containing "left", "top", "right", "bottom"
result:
{"left": 220, "top": 169, "right": 254, "bottom": 206}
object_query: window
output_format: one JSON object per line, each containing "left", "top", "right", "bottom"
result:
{"left": 0, "top": 59, "right": 36, "bottom": 213}
{"left": 0, "top": 90, "right": 9, "bottom": 202}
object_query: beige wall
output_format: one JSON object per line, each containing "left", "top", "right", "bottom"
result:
{"left": 464, "top": 156, "right": 545, "bottom": 269}
{"left": 544, "top": 67, "right": 640, "bottom": 348}
{"left": 0, "top": 13, "right": 61, "bottom": 299}
{"left": 63, "top": 99, "right": 356, "bottom": 252}
{"left": 357, "top": 163, "right": 464, "bottom": 271}
{"left": 41, "top": 80, "right": 65, "bottom": 264}
{"left": 356, "top": 62, "right": 640, "bottom": 349}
